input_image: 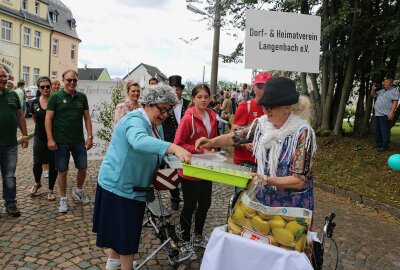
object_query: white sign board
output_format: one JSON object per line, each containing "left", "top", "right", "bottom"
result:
{"left": 77, "top": 80, "right": 119, "bottom": 160}
{"left": 245, "top": 10, "right": 321, "bottom": 73}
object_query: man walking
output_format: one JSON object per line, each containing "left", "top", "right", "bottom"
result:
{"left": 163, "top": 75, "right": 189, "bottom": 210}
{"left": 371, "top": 78, "right": 399, "bottom": 152}
{"left": 45, "top": 69, "right": 93, "bottom": 213}
{"left": 0, "top": 67, "right": 29, "bottom": 217}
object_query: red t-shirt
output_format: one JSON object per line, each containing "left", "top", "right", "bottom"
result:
{"left": 232, "top": 100, "right": 264, "bottom": 164}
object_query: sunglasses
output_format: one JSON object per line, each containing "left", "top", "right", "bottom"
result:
{"left": 39, "top": 85, "right": 51, "bottom": 90}
{"left": 155, "top": 104, "right": 173, "bottom": 115}
{"left": 64, "top": 78, "right": 78, "bottom": 83}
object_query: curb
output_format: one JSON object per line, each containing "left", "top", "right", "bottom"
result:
{"left": 315, "top": 181, "right": 400, "bottom": 219}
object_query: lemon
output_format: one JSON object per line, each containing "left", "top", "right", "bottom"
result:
{"left": 251, "top": 215, "right": 270, "bottom": 235}
{"left": 294, "top": 234, "right": 307, "bottom": 252}
{"left": 231, "top": 206, "right": 246, "bottom": 226}
{"left": 268, "top": 216, "right": 286, "bottom": 229}
{"left": 272, "top": 228, "right": 295, "bottom": 247}
{"left": 240, "top": 204, "right": 256, "bottom": 218}
{"left": 285, "top": 221, "right": 305, "bottom": 236}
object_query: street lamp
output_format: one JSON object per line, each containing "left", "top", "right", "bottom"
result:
{"left": 186, "top": 2, "right": 220, "bottom": 96}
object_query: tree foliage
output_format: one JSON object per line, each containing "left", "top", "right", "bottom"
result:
{"left": 94, "top": 83, "right": 124, "bottom": 143}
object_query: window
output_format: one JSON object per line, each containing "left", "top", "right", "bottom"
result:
{"left": 23, "top": 66, "right": 30, "bottom": 86}
{"left": 35, "top": 2, "right": 40, "bottom": 15}
{"left": 23, "top": 27, "right": 30, "bottom": 46}
{"left": 52, "top": 38, "right": 58, "bottom": 55}
{"left": 33, "top": 68, "right": 40, "bottom": 84}
{"left": 1, "top": 20, "right": 12, "bottom": 41}
{"left": 34, "top": 31, "right": 41, "bottom": 48}
{"left": 52, "top": 13, "right": 58, "bottom": 23}
{"left": 71, "top": 45, "right": 76, "bottom": 60}
{"left": 51, "top": 71, "right": 57, "bottom": 80}
{"left": 22, "top": 0, "right": 28, "bottom": 10}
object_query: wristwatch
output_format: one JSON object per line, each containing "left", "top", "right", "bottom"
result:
{"left": 87, "top": 136, "right": 93, "bottom": 139}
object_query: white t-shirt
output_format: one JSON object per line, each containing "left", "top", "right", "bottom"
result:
{"left": 202, "top": 111, "right": 211, "bottom": 138}
{"left": 174, "top": 99, "right": 183, "bottom": 124}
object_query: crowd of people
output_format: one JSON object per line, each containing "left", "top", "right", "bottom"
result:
{"left": 1, "top": 65, "right": 337, "bottom": 269}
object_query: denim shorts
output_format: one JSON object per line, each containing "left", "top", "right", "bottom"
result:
{"left": 55, "top": 143, "right": 87, "bottom": 171}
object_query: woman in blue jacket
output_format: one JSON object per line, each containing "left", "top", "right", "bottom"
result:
{"left": 93, "top": 84, "right": 191, "bottom": 270}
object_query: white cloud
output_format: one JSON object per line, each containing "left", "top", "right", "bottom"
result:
{"left": 63, "top": 0, "right": 252, "bottom": 84}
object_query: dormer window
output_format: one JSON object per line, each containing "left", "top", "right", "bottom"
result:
{"left": 35, "top": 2, "right": 40, "bottom": 15}
{"left": 52, "top": 10, "right": 59, "bottom": 23}
{"left": 69, "top": 19, "right": 76, "bottom": 30}
{"left": 22, "top": 0, "right": 28, "bottom": 10}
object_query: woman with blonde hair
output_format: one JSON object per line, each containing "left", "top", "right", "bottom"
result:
{"left": 51, "top": 79, "right": 61, "bottom": 94}
{"left": 114, "top": 81, "right": 141, "bottom": 126}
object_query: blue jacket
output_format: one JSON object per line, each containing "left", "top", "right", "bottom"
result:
{"left": 98, "top": 109, "right": 170, "bottom": 201}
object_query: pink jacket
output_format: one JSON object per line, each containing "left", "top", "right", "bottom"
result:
{"left": 174, "top": 106, "right": 218, "bottom": 181}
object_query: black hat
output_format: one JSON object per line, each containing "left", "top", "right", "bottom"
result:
{"left": 168, "top": 75, "right": 185, "bottom": 89}
{"left": 258, "top": 77, "right": 299, "bottom": 107}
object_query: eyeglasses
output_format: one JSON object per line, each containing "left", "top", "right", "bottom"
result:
{"left": 64, "top": 78, "right": 78, "bottom": 83}
{"left": 155, "top": 104, "right": 173, "bottom": 115}
{"left": 39, "top": 85, "right": 51, "bottom": 90}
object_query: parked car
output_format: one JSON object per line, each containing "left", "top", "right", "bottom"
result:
{"left": 25, "top": 86, "right": 38, "bottom": 117}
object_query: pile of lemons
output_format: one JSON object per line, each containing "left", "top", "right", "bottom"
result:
{"left": 228, "top": 201, "right": 310, "bottom": 252}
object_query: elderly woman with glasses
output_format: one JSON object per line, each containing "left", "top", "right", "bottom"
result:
{"left": 93, "top": 84, "right": 191, "bottom": 270}
{"left": 195, "top": 78, "right": 317, "bottom": 212}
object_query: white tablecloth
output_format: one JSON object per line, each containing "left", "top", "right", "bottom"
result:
{"left": 200, "top": 226, "right": 313, "bottom": 270}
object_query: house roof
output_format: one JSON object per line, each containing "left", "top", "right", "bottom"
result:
{"left": 48, "top": 0, "right": 80, "bottom": 40}
{"left": 77, "top": 68, "right": 106, "bottom": 80}
{"left": 0, "top": 5, "right": 52, "bottom": 29}
{"left": 124, "top": 63, "right": 168, "bottom": 81}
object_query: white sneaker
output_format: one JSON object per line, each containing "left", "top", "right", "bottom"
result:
{"left": 105, "top": 258, "right": 120, "bottom": 270}
{"left": 180, "top": 241, "right": 197, "bottom": 261}
{"left": 43, "top": 171, "right": 49, "bottom": 178}
{"left": 105, "top": 258, "right": 138, "bottom": 270}
{"left": 72, "top": 188, "right": 90, "bottom": 204}
{"left": 59, "top": 199, "right": 68, "bottom": 213}
{"left": 194, "top": 234, "right": 209, "bottom": 249}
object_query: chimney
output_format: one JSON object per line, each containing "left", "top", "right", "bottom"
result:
{"left": 84, "top": 64, "right": 87, "bottom": 70}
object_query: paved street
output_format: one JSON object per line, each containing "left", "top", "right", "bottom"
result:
{"left": 1, "top": 118, "right": 400, "bottom": 269}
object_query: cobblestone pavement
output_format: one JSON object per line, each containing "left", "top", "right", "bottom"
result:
{"left": 1, "top": 120, "right": 400, "bottom": 269}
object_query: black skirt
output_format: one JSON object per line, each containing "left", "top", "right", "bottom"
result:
{"left": 92, "top": 184, "right": 146, "bottom": 255}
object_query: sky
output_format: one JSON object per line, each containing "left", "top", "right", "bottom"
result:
{"left": 61, "top": 0, "right": 253, "bottom": 84}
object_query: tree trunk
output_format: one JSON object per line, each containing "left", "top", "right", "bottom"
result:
{"left": 333, "top": 0, "right": 359, "bottom": 135}
{"left": 309, "top": 74, "right": 322, "bottom": 127}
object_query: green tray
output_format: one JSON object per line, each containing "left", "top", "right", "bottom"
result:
{"left": 182, "top": 163, "right": 251, "bottom": 188}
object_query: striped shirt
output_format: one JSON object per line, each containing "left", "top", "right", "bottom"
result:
{"left": 374, "top": 87, "right": 399, "bottom": 116}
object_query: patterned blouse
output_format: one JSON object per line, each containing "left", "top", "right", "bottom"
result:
{"left": 113, "top": 99, "right": 141, "bottom": 126}
{"left": 231, "top": 124, "right": 315, "bottom": 212}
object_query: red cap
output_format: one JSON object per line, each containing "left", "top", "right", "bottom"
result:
{"left": 253, "top": 72, "right": 272, "bottom": 84}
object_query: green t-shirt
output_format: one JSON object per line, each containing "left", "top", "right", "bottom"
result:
{"left": 0, "top": 90, "right": 21, "bottom": 146}
{"left": 47, "top": 89, "right": 89, "bottom": 144}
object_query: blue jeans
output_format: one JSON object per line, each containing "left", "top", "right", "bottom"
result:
{"left": 55, "top": 143, "right": 87, "bottom": 172}
{"left": 375, "top": 116, "right": 391, "bottom": 150}
{"left": 0, "top": 145, "right": 18, "bottom": 207}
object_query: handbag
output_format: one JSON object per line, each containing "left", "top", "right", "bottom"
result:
{"left": 152, "top": 168, "right": 179, "bottom": 191}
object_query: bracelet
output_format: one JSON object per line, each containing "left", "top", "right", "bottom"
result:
{"left": 22, "top": 135, "right": 29, "bottom": 138}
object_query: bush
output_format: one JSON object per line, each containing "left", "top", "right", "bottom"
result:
{"left": 94, "top": 83, "right": 125, "bottom": 144}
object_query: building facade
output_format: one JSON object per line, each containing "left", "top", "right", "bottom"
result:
{"left": 124, "top": 63, "right": 168, "bottom": 87}
{"left": 78, "top": 66, "right": 112, "bottom": 81}
{"left": 0, "top": 0, "right": 80, "bottom": 85}
{"left": 48, "top": 0, "right": 80, "bottom": 81}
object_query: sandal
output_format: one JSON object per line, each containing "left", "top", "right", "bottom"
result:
{"left": 29, "top": 183, "right": 42, "bottom": 196}
{"left": 47, "top": 192, "right": 56, "bottom": 201}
